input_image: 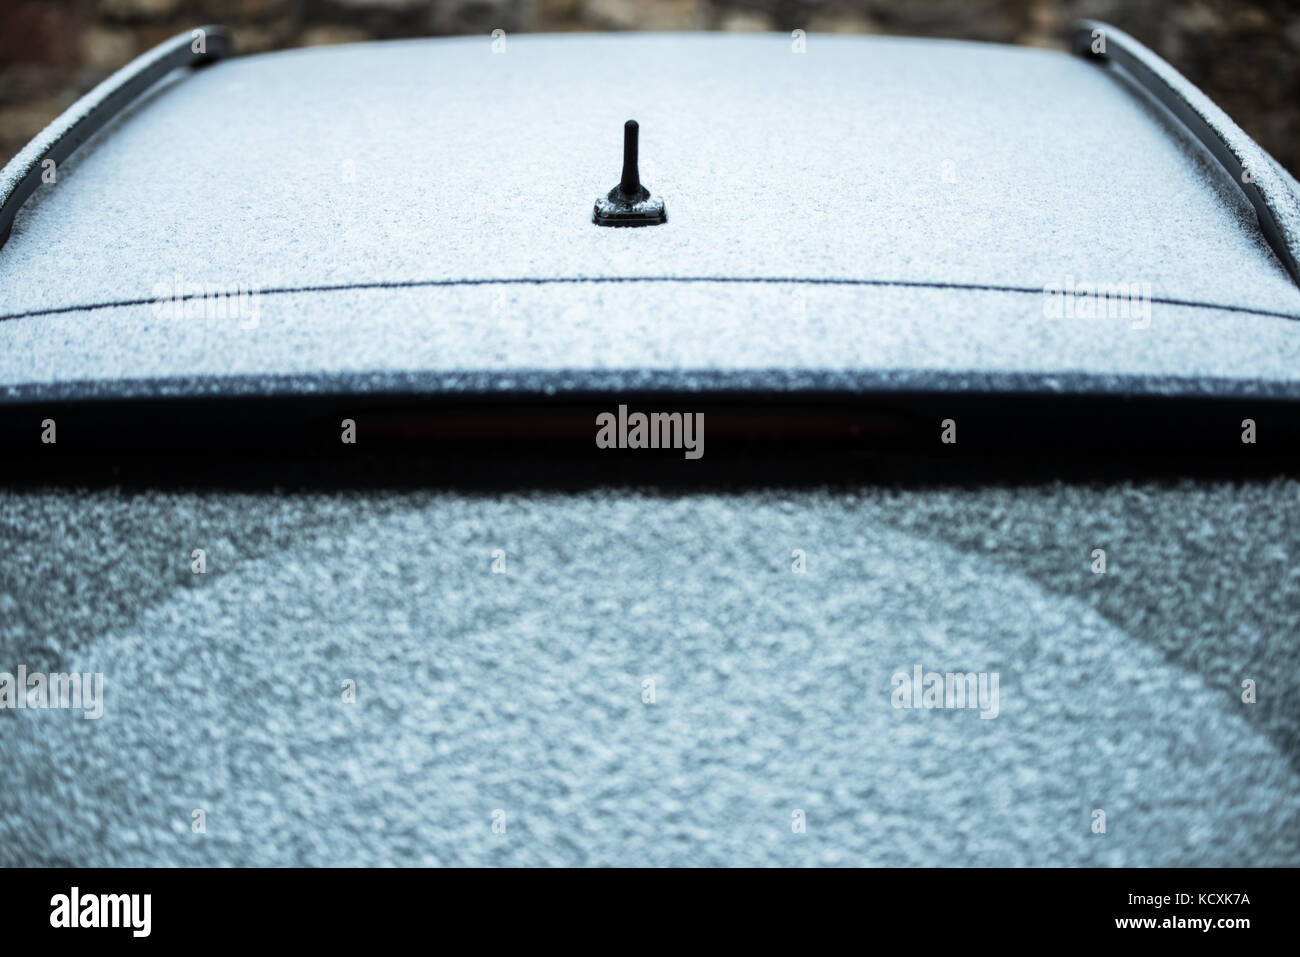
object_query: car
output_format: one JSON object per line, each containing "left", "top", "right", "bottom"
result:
{"left": 0, "top": 22, "right": 1297, "bottom": 869}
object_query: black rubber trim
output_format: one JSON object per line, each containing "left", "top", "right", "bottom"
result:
{"left": 0, "top": 386, "right": 1296, "bottom": 465}
{"left": 2, "top": 275, "right": 1298, "bottom": 325}
{"left": 0, "top": 26, "right": 231, "bottom": 252}
{"left": 1073, "top": 19, "right": 1300, "bottom": 288}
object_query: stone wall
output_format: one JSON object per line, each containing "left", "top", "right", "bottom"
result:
{"left": 2, "top": 1, "right": 1298, "bottom": 174}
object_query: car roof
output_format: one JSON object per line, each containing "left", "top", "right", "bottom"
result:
{"left": 2, "top": 31, "right": 1300, "bottom": 402}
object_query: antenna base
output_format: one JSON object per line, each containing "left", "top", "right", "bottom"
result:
{"left": 593, "top": 185, "right": 666, "bottom": 227}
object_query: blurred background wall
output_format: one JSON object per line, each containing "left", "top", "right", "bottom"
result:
{"left": 2, "top": 0, "right": 1298, "bottom": 173}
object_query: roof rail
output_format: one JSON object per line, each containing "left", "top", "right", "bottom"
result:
{"left": 1072, "top": 20, "right": 1300, "bottom": 288}
{"left": 0, "top": 26, "right": 231, "bottom": 252}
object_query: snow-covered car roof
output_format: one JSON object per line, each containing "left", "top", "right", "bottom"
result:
{"left": 2, "top": 27, "right": 1299, "bottom": 406}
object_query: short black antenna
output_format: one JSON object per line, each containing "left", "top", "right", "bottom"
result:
{"left": 620, "top": 120, "right": 641, "bottom": 195}
{"left": 593, "top": 118, "right": 666, "bottom": 227}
